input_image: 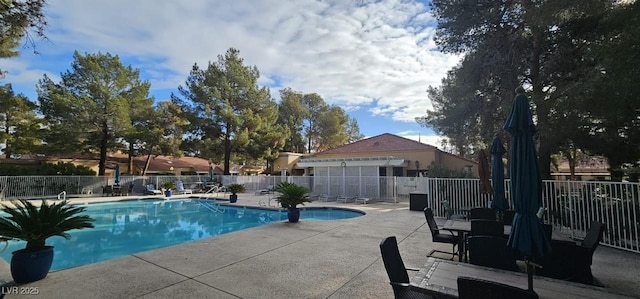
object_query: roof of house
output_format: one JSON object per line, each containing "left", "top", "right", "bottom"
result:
{"left": 317, "top": 133, "right": 438, "bottom": 155}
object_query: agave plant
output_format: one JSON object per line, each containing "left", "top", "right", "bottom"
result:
{"left": 0, "top": 199, "right": 95, "bottom": 252}
{"left": 275, "top": 183, "right": 311, "bottom": 209}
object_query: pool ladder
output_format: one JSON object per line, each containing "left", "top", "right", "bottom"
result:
{"left": 199, "top": 201, "right": 225, "bottom": 213}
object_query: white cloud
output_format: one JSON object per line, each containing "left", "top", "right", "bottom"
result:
{"left": 25, "top": 0, "right": 460, "bottom": 122}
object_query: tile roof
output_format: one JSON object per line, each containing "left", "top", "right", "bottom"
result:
{"left": 318, "top": 133, "right": 437, "bottom": 155}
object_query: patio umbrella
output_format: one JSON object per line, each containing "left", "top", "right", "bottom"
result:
{"left": 489, "top": 136, "right": 508, "bottom": 212}
{"left": 504, "top": 88, "right": 551, "bottom": 291}
{"left": 478, "top": 149, "right": 492, "bottom": 195}
{"left": 208, "top": 165, "right": 215, "bottom": 182}
{"left": 114, "top": 164, "right": 120, "bottom": 185}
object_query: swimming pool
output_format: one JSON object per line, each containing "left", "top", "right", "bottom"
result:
{"left": 0, "top": 199, "right": 364, "bottom": 271}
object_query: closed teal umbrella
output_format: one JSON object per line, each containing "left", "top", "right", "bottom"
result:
{"left": 209, "top": 165, "right": 214, "bottom": 182}
{"left": 114, "top": 164, "right": 120, "bottom": 185}
{"left": 504, "top": 88, "right": 551, "bottom": 291}
{"left": 489, "top": 136, "right": 508, "bottom": 211}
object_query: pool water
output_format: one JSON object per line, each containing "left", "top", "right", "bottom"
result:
{"left": 0, "top": 199, "right": 363, "bottom": 271}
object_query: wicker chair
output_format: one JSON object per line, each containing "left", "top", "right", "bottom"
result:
{"left": 467, "top": 236, "right": 519, "bottom": 272}
{"left": 538, "top": 221, "right": 604, "bottom": 285}
{"left": 468, "top": 207, "right": 497, "bottom": 220}
{"left": 457, "top": 276, "right": 538, "bottom": 299}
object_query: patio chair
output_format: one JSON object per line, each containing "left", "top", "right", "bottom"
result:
{"left": 470, "top": 220, "right": 505, "bottom": 237}
{"left": 175, "top": 181, "right": 193, "bottom": 194}
{"left": 457, "top": 276, "right": 538, "bottom": 299}
{"left": 468, "top": 207, "right": 496, "bottom": 220}
{"left": 379, "top": 236, "right": 434, "bottom": 299}
{"left": 424, "top": 208, "right": 460, "bottom": 260}
{"left": 144, "top": 184, "right": 162, "bottom": 195}
{"left": 467, "top": 236, "right": 519, "bottom": 272}
{"left": 502, "top": 210, "right": 516, "bottom": 225}
{"left": 538, "top": 221, "right": 604, "bottom": 285}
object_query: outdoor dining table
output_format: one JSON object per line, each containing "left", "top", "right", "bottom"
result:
{"left": 441, "top": 219, "right": 511, "bottom": 262}
{"left": 410, "top": 257, "right": 632, "bottom": 299}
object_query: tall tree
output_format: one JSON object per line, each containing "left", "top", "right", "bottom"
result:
{"left": 174, "top": 48, "right": 280, "bottom": 175}
{"left": 576, "top": 1, "right": 640, "bottom": 180}
{"left": 277, "top": 88, "right": 306, "bottom": 152}
{"left": 1, "top": 0, "right": 48, "bottom": 74}
{"left": 315, "top": 106, "right": 349, "bottom": 151}
{"left": 37, "top": 51, "right": 152, "bottom": 175}
{"left": 0, "top": 84, "right": 42, "bottom": 157}
{"left": 301, "top": 93, "right": 327, "bottom": 153}
{"left": 429, "top": 0, "right": 612, "bottom": 178}
{"left": 344, "top": 118, "right": 364, "bottom": 144}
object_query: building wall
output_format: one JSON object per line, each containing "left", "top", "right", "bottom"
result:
{"left": 439, "top": 152, "right": 478, "bottom": 177}
{"left": 312, "top": 148, "right": 477, "bottom": 177}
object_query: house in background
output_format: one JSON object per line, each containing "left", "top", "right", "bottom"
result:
{"left": 551, "top": 156, "right": 611, "bottom": 181}
{"left": 278, "top": 133, "right": 477, "bottom": 177}
{"left": 271, "top": 133, "right": 477, "bottom": 198}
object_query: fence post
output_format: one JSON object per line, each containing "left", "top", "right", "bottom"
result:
{"left": 393, "top": 176, "right": 397, "bottom": 203}
{"left": 567, "top": 180, "right": 576, "bottom": 239}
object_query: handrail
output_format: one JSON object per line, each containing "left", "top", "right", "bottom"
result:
{"left": 57, "top": 191, "right": 66, "bottom": 200}
{"left": 198, "top": 200, "right": 225, "bottom": 213}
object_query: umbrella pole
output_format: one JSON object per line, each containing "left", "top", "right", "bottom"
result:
{"left": 526, "top": 259, "right": 533, "bottom": 291}
{"left": 524, "top": 258, "right": 542, "bottom": 292}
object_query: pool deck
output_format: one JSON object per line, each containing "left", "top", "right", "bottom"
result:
{"left": 2, "top": 193, "right": 639, "bottom": 298}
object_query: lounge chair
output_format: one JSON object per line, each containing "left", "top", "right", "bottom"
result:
{"left": 145, "top": 184, "right": 162, "bottom": 195}
{"left": 355, "top": 197, "right": 371, "bottom": 204}
{"left": 379, "top": 236, "right": 433, "bottom": 299}
{"left": 336, "top": 195, "right": 356, "bottom": 203}
{"left": 175, "top": 181, "right": 193, "bottom": 194}
{"left": 254, "top": 185, "right": 274, "bottom": 195}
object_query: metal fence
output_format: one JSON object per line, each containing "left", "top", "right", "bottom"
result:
{"left": 1, "top": 174, "right": 638, "bottom": 253}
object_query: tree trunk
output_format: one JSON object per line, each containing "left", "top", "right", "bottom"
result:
{"left": 142, "top": 148, "right": 152, "bottom": 176}
{"left": 223, "top": 126, "right": 231, "bottom": 175}
{"left": 98, "top": 123, "right": 109, "bottom": 176}
{"left": 127, "top": 141, "right": 135, "bottom": 174}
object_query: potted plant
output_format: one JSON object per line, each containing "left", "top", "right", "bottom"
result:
{"left": 226, "top": 183, "right": 245, "bottom": 203}
{"left": 0, "top": 199, "right": 95, "bottom": 283}
{"left": 160, "top": 181, "right": 176, "bottom": 197}
{"left": 275, "top": 182, "right": 311, "bottom": 223}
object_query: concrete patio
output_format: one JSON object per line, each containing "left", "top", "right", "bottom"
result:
{"left": 1, "top": 193, "right": 639, "bottom": 298}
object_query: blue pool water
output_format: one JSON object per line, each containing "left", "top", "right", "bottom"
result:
{"left": 0, "top": 199, "right": 364, "bottom": 271}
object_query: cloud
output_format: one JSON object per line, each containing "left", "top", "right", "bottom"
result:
{"left": 23, "top": 0, "right": 460, "bottom": 122}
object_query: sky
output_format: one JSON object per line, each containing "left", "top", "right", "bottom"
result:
{"left": 3, "top": 0, "right": 461, "bottom": 149}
